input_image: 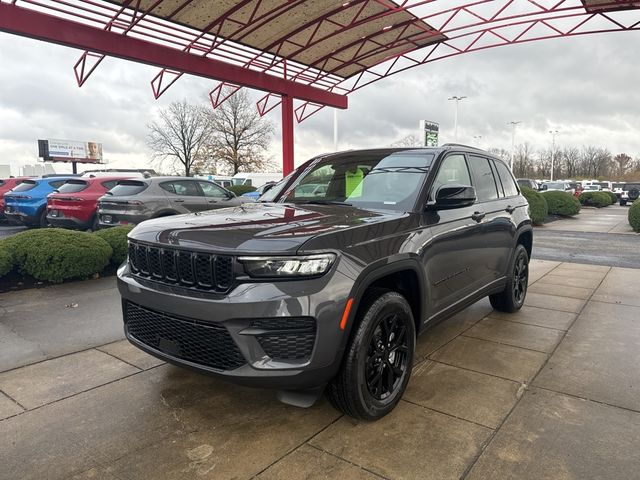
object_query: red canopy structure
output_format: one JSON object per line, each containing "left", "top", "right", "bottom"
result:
{"left": 1, "top": 0, "right": 639, "bottom": 174}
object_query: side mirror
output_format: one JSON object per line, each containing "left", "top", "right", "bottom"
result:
{"left": 428, "top": 184, "right": 476, "bottom": 210}
{"left": 228, "top": 191, "right": 237, "bottom": 198}
{"left": 262, "top": 183, "right": 275, "bottom": 194}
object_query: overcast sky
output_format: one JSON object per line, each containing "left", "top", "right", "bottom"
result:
{"left": 1, "top": 27, "right": 639, "bottom": 176}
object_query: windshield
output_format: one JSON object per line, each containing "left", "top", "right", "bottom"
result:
{"left": 11, "top": 180, "right": 37, "bottom": 192}
{"left": 276, "top": 150, "right": 434, "bottom": 212}
{"left": 107, "top": 181, "right": 148, "bottom": 196}
{"left": 57, "top": 180, "right": 89, "bottom": 193}
{"left": 232, "top": 178, "right": 246, "bottom": 186}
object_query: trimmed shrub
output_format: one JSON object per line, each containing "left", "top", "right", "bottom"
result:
{"left": 629, "top": 200, "right": 640, "bottom": 233}
{"left": 0, "top": 243, "right": 12, "bottom": 277}
{"left": 3, "top": 229, "right": 112, "bottom": 283}
{"left": 579, "top": 191, "right": 612, "bottom": 208}
{"left": 521, "top": 186, "right": 548, "bottom": 225}
{"left": 227, "top": 185, "right": 257, "bottom": 196}
{"left": 541, "top": 191, "right": 581, "bottom": 216}
{"left": 604, "top": 191, "right": 618, "bottom": 205}
{"left": 94, "top": 226, "right": 134, "bottom": 264}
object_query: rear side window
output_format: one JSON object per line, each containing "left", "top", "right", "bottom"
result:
{"left": 161, "top": 180, "right": 200, "bottom": 196}
{"left": 493, "top": 161, "right": 519, "bottom": 197}
{"left": 469, "top": 156, "right": 499, "bottom": 202}
{"left": 108, "top": 181, "right": 148, "bottom": 196}
{"left": 12, "top": 181, "right": 37, "bottom": 192}
{"left": 101, "top": 180, "right": 119, "bottom": 190}
{"left": 57, "top": 180, "right": 89, "bottom": 193}
{"left": 49, "top": 180, "right": 67, "bottom": 189}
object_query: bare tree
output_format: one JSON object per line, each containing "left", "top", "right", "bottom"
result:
{"left": 147, "top": 100, "right": 211, "bottom": 177}
{"left": 203, "top": 89, "right": 274, "bottom": 175}
{"left": 561, "top": 146, "right": 580, "bottom": 179}
{"left": 390, "top": 134, "right": 421, "bottom": 147}
{"left": 613, "top": 153, "right": 632, "bottom": 178}
{"left": 511, "top": 143, "right": 534, "bottom": 178}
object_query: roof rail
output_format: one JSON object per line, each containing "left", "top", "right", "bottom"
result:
{"left": 440, "top": 143, "right": 483, "bottom": 151}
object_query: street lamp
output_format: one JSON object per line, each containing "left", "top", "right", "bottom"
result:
{"left": 549, "top": 130, "right": 560, "bottom": 181}
{"left": 448, "top": 96, "right": 467, "bottom": 142}
{"left": 508, "top": 121, "right": 522, "bottom": 170}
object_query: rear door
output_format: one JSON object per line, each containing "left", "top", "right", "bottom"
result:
{"left": 468, "top": 156, "right": 516, "bottom": 283}
{"left": 161, "top": 180, "right": 204, "bottom": 213}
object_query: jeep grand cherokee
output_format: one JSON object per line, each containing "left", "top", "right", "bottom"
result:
{"left": 117, "top": 145, "right": 532, "bottom": 420}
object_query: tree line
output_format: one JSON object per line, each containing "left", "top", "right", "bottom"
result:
{"left": 146, "top": 89, "right": 276, "bottom": 177}
{"left": 493, "top": 144, "right": 640, "bottom": 181}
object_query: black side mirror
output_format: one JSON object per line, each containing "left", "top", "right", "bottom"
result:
{"left": 262, "top": 183, "right": 275, "bottom": 194}
{"left": 428, "top": 184, "right": 476, "bottom": 210}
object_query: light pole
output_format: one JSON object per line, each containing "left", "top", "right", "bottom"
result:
{"left": 448, "top": 96, "right": 467, "bottom": 142}
{"left": 549, "top": 130, "right": 559, "bottom": 181}
{"left": 508, "top": 121, "right": 522, "bottom": 170}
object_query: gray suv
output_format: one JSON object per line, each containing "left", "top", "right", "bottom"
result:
{"left": 118, "top": 146, "right": 532, "bottom": 420}
{"left": 97, "top": 176, "right": 245, "bottom": 227}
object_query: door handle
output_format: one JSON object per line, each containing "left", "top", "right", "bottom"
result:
{"left": 505, "top": 205, "right": 516, "bottom": 214}
{"left": 173, "top": 199, "right": 185, "bottom": 203}
{"left": 208, "top": 200, "right": 218, "bottom": 203}
{"left": 471, "top": 211, "right": 486, "bottom": 222}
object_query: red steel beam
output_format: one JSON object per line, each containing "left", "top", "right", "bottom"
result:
{"left": 0, "top": 3, "right": 348, "bottom": 109}
{"left": 281, "top": 95, "right": 294, "bottom": 176}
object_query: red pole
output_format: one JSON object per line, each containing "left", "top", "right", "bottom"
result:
{"left": 281, "top": 94, "right": 294, "bottom": 175}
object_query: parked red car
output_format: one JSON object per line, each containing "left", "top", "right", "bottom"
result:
{"left": 0, "top": 177, "right": 30, "bottom": 221}
{"left": 47, "top": 176, "right": 132, "bottom": 230}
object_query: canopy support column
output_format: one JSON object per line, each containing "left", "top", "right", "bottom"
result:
{"left": 281, "top": 94, "right": 294, "bottom": 175}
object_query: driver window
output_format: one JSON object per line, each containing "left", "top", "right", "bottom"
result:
{"left": 431, "top": 154, "right": 471, "bottom": 199}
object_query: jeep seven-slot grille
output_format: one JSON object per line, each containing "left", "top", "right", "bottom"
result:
{"left": 125, "top": 302, "right": 245, "bottom": 371}
{"left": 128, "top": 241, "right": 233, "bottom": 292}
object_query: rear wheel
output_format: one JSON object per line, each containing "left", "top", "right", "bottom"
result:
{"left": 620, "top": 200, "right": 627, "bottom": 206}
{"left": 327, "top": 290, "right": 415, "bottom": 420}
{"left": 90, "top": 215, "right": 100, "bottom": 232}
{"left": 490, "top": 244, "right": 529, "bottom": 313}
{"left": 38, "top": 209, "right": 50, "bottom": 228}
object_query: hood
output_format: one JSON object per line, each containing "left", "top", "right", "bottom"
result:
{"left": 129, "top": 202, "right": 405, "bottom": 254}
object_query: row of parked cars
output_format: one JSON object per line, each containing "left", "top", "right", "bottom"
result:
{"left": 517, "top": 178, "right": 640, "bottom": 205}
{"left": 0, "top": 172, "right": 258, "bottom": 230}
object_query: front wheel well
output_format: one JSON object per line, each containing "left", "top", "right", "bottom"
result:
{"left": 357, "top": 269, "right": 422, "bottom": 335}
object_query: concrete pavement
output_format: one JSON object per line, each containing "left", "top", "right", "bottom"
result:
{"left": 2, "top": 260, "right": 640, "bottom": 479}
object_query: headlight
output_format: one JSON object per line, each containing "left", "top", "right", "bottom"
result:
{"left": 238, "top": 253, "right": 336, "bottom": 278}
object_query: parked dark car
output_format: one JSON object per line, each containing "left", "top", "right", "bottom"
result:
{"left": 47, "top": 176, "right": 134, "bottom": 230}
{"left": 4, "top": 177, "right": 78, "bottom": 227}
{"left": 97, "top": 176, "right": 246, "bottom": 227}
{"left": 619, "top": 183, "right": 640, "bottom": 206}
{"left": 0, "top": 177, "right": 30, "bottom": 222}
{"left": 118, "top": 146, "right": 532, "bottom": 420}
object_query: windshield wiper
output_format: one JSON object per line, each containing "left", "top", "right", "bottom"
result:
{"left": 300, "top": 200, "right": 352, "bottom": 206}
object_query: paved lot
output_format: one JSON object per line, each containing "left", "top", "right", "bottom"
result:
{"left": 0, "top": 224, "right": 27, "bottom": 239}
{"left": 539, "top": 204, "right": 632, "bottom": 234}
{"left": 2, "top": 260, "right": 640, "bottom": 480}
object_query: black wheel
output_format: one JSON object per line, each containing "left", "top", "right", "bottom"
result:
{"left": 38, "top": 209, "right": 50, "bottom": 228}
{"left": 490, "top": 244, "right": 529, "bottom": 313}
{"left": 620, "top": 200, "right": 627, "bottom": 206}
{"left": 327, "top": 289, "right": 415, "bottom": 420}
{"left": 91, "top": 215, "right": 100, "bottom": 231}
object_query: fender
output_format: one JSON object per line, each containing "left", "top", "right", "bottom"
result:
{"left": 339, "top": 257, "right": 428, "bottom": 348}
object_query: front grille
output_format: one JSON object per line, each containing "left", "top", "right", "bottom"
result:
{"left": 128, "top": 241, "right": 234, "bottom": 292}
{"left": 251, "top": 317, "right": 316, "bottom": 361}
{"left": 125, "top": 302, "right": 245, "bottom": 371}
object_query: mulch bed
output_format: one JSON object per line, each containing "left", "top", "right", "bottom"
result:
{"left": 0, "top": 264, "right": 119, "bottom": 294}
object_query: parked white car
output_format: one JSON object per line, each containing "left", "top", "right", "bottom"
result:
{"left": 232, "top": 172, "right": 282, "bottom": 188}
{"left": 541, "top": 181, "right": 575, "bottom": 194}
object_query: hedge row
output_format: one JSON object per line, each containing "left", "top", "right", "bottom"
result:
{"left": 578, "top": 191, "right": 613, "bottom": 208}
{"left": 629, "top": 200, "right": 640, "bottom": 232}
{"left": 521, "top": 187, "right": 548, "bottom": 225}
{"left": 541, "top": 191, "right": 581, "bottom": 216}
{"left": 0, "top": 226, "right": 133, "bottom": 283}
{"left": 227, "top": 185, "right": 257, "bottom": 196}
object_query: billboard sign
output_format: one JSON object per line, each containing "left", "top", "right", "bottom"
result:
{"left": 38, "top": 139, "right": 104, "bottom": 163}
{"left": 421, "top": 120, "right": 439, "bottom": 147}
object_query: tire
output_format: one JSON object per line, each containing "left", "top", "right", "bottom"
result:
{"left": 620, "top": 200, "right": 627, "bottom": 206}
{"left": 490, "top": 244, "right": 529, "bottom": 313}
{"left": 91, "top": 215, "right": 100, "bottom": 232}
{"left": 629, "top": 188, "right": 640, "bottom": 202}
{"left": 327, "top": 289, "right": 415, "bottom": 420}
{"left": 38, "top": 209, "right": 50, "bottom": 228}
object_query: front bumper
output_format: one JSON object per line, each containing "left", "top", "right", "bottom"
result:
{"left": 117, "top": 261, "right": 355, "bottom": 390}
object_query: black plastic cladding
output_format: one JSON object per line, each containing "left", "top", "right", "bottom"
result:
{"left": 251, "top": 317, "right": 316, "bottom": 361}
{"left": 128, "top": 240, "right": 233, "bottom": 292}
{"left": 125, "top": 302, "right": 246, "bottom": 371}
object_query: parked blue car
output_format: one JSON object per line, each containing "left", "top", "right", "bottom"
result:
{"left": 240, "top": 182, "right": 276, "bottom": 201}
{"left": 4, "top": 176, "right": 78, "bottom": 227}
